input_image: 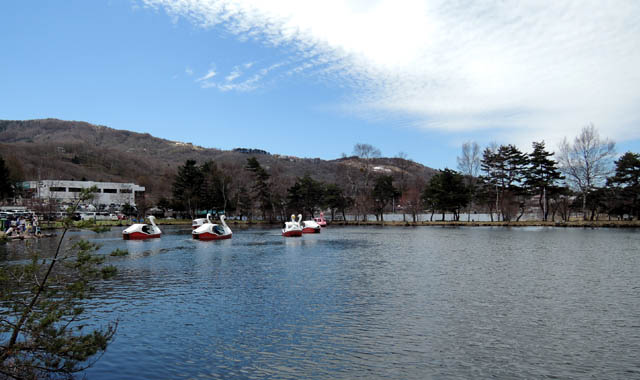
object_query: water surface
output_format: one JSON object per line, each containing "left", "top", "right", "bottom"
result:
{"left": 3, "top": 225, "right": 639, "bottom": 379}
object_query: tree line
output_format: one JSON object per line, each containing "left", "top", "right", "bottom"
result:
{"left": 167, "top": 154, "right": 398, "bottom": 223}
{"left": 2, "top": 125, "right": 639, "bottom": 222}
{"left": 164, "top": 143, "right": 413, "bottom": 223}
{"left": 166, "top": 126, "right": 639, "bottom": 223}
{"left": 441, "top": 124, "right": 639, "bottom": 222}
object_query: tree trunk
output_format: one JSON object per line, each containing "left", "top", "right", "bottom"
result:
{"left": 516, "top": 204, "right": 525, "bottom": 221}
{"left": 538, "top": 190, "right": 545, "bottom": 221}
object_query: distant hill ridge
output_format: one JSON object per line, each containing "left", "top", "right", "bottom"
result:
{"left": 0, "top": 119, "right": 436, "bottom": 201}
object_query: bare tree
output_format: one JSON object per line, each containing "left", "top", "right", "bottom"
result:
{"left": 353, "top": 143, "right": 381, "bottom": 161}
{"left": 557, "top": 124, "right": 615, "bottom": 220}
{"left": 457, "top": 141, "right": 481, "bottom": 221}
{"left": 352, "top": 143, "right": 381, "bottom": 221}
{"left": 395, "top": 152, "right": 410, "bottom": 221}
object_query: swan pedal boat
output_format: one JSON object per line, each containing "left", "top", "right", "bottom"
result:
{"left": 301, "top": 220, "right": 321, "bottom": 233}
{"left": 313, "top": 212, "right": 327, "bottom": 227}
{"left": 122, "top": 216, "right": 161, "bottom": 240}
{"left": 192, "top": 214, "right": 232, "bottom": 240}
{"left": 192, "top": 217, "right": 208, "bottom": 230}
{"left": 282, "top": 214, "right": 303, "bottom": 237}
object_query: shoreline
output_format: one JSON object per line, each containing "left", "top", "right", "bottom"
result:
{"left": 29, "top": 218, "right": 640, "bottom": 230}
{"left": 328, "top": 220, "right": 640, "bottom": 228}
{"left": 4, "top": 219, "right": 638, "bottom": 241}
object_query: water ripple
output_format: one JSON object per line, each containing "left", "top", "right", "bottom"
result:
{"left": 3, "top": 226, "right": 640, "bottom": 379}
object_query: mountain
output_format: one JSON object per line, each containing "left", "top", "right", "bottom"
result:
{"left": 0, "top": 119, "right": 437, "bottom": 201}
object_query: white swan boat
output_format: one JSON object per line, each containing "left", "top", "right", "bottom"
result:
{"left": 301, "top": 219, "right": 321, "bottom": 233}
{"left": 282, "top": 214, "right": 303, "bottom": 237}
{"left": 192, "top": 216, "right": 208, "bottom": 230}
{"left": 122, "top": 215, "right": 161, "bottom": 240}
{"left": 192, "top": 213, "right": 232, "bottom": 240}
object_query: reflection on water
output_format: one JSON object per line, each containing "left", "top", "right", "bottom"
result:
{"left": 2, "top": 225, "right": 640, "bottom": 379}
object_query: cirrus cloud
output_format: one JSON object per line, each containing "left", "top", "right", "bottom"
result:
{"left": 142, "top": 0, "right": 640, "bottom": 147}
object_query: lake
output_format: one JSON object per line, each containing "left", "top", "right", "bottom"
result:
{"left": 2, "top": 225, "right": 640, "bottom": 379}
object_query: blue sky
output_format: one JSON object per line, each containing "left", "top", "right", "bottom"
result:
{"left": 2, "top": 0, "right": 640, "bottom": 169}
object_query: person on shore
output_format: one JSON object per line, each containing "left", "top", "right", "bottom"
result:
{"left": 25, "top": 220, "right": 33, "bottom": 235}
{"left": 33, "top": 215, "right": 41, "bottom": 235}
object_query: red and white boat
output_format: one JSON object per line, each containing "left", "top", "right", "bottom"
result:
{"left": 301, "top": 219, "right": 321, "bottom": 233}
{"left": 192, "top": 214, "right": 232, "bottom": 241}
{"left": 122, "top": 216, "right": 161, "bottom": 240}
{"left": 282, "top": 214, "right": 303, "bottom": 237}
{"left": 313, "top": 212, "right": 327, "bottom": 227}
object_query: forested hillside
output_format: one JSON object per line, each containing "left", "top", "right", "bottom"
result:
{"left": 0, "top": 119, "right": 437, "bottom": 203}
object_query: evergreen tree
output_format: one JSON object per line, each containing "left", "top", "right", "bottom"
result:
{"left": 245, "top": 157, "right": 273, "bottom": 221}
{"left": 371, "top": 175, "right": 400, "bottom": 222}
{"left": 422, "top": 169, "right": 469, "bottom": 221}
{"left": 200, "top": 161, "right": 232, "bottom": 214}
{"left": 422, "top": 175, "right": 440, "bottom": 222}
{"left": 1, "top": 188, "right": 118, "bottom": 378}
{"left": 607, "top": 152, "right": 640, "bottom": 219}
{"left": 524, "top": 141, "right": 564, "bottom": 221}
{"left": 481, "top": 145, "right": 528, "bottom": 221}
{"left": 324, "top": 183, "right": 351, "bottom": 222}
{"left": 286, "top": 174, "right": 326, "bottom": 219}
{"left": 172, "top": 160, "right": 204, "bottom": 219}
{"left": 0, "top": 155, "right": 14, "bottom": 201}
{"left": 234, "top": 185, "right": 253, "bottom": 221}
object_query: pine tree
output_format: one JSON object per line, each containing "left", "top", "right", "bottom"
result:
{"left": 422, "top": 169, "right": 469, "bottom": 221}
{"left": 524, "top": 141, "right": 564, "bottom": 221}
{"left": 607, "top": 152, "right": 640, "bottom": 219}
{"left": 1, "top": 188, "right": 118, "bottom": 378}
{"left": 371, "top": 175, "right": 400, "bottom": 223}
{"left": 245, "top": 157, "right": 273, "bottom": 221}
{"left": 172, "top": 160, "right": 204, "bottom": 218}
{"left": 0, "top": 155, "right": 14, "bottom": 201}
{"left": 481, "top": 145, "right": 528, "bottom": 221}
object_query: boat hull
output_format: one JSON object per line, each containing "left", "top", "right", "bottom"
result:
{"left": 302, "top": 227, "right": 320, "bottom": 234}
{"left": 123, "top": 232, "right": 161, "bottom": 240}
{"left": 282, "top": 230, "right": 303, "bottom": 237}
{"left": 193, "top": 232, "right": 232, "bottom": 241}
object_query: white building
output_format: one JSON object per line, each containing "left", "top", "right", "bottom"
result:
{"left": 22, "top": 180, "right": 145, "bottom": 206}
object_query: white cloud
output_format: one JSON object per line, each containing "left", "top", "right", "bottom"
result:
{"left": 185, "top": 66, "right": 193, "bottom": 76}
{"left": 218, "top": 74, "right": 261, "bottom": 92}
{"left": 225, "top": 66, "right": 242, "bottom": 82}
{"left": 196, "top": 62, "right": 271, "bottom": 92}
{"left": 143, "top": 0, "right": 640, "bottom": 146}
{"left": 197, "top": 68, "right": 216, "bottom": 81}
